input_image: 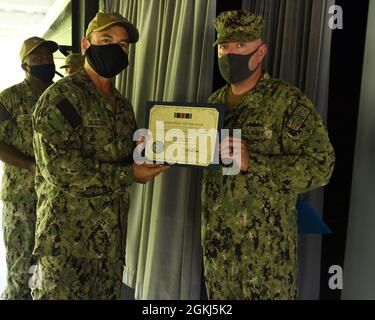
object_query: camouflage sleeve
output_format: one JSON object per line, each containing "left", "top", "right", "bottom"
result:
{"left": 247, "top": 95, "right": 335, "bottom": 194}
{"left": 0, "top": 94, "right": 13, "bottom": 143}
{"left": 33, "top": 87, "right": 133, "bottom": 197}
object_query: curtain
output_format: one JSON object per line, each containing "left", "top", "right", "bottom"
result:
{"left": 242, "top": 0, "right": 335, "bottom": 299}
{"left": 107, "top": 0, "right": 216, "bottom": 300}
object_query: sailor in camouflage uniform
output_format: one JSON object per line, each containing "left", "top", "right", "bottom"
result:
{"left": 31, "top": 12, "right": 168, "bottom": 300}
{"left": 0, "top": 37, "right": 58, "bottom": 299}
{"left": 60, "top": 53, "right": 84, "bottom": 75}
{"left": 201, "top": 10, "right": 335, "bottom": 300}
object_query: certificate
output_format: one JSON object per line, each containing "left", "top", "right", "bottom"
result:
{"left": 144, "top": 101, "right": 225, "bottom": 168}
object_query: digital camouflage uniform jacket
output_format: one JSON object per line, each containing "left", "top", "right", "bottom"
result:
{"left": 201, "top": 73, "right": 335, "bottom": 299}
{"left": 0, "top": 80, "right": 38, "bottom": 203}
{"left": 32, "top": 70, "right": 136, "bottom": 260}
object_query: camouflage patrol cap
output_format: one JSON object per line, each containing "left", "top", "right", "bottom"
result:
{"left": 213, "top": 10, "right": 264, "bottom": 46}
{"left": 86, "top": 12, "right": 139, "bottom": 43}
{"left": 60, "top": 53, "right": 84, "bottom": 69}
{"left": 20, "top": 36, "right": 59, "bottom": 62}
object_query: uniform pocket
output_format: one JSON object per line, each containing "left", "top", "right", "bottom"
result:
{"left": 243, "top": 126, "right": 274, "bottom": 154}
{"left": 14, "top": 114, "right": 33, "bottom": 150}
{"left": 30, "top": 256, "right": 74, "bottom": 300}
{"left": 86, "top": 126, "right": 114, "bottom": 146}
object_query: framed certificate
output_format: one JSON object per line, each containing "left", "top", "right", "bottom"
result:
{"left": 144, "top": 101, "right": 225, "bottom": 168}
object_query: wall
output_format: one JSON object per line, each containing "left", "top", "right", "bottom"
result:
{"left": 342, "top": 0, "right": 375, "bottom": 299}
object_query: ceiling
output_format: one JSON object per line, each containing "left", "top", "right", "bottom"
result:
{"left": 0, "top": 0, "right": 70, "bottom": 39}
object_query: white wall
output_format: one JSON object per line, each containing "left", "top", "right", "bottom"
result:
{"left": 342, "top": 1, "right": 375, "bottom": 300}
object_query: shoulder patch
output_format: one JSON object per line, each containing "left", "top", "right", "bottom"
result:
{"left": 0, "top": 100, "right": 11, "bottom": 122}
{"left": 54, "top": 96, "right": 82, "bottom": 129}
{"left": 286, "top": 104, "right": 312, "bottom": 132}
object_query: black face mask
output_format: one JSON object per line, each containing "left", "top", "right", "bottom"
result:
{"left": 218, "top": 46, "right": 261, "bottom": 84}
{"left": 28, "top": 63, "right": 56, "bottom": 83}
{"left": 85, "top": 43, "right": 129, "bottom": 78}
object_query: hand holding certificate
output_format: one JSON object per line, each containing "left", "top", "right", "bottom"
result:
{"left": 143, "top": 102, "right": 225, "bottom": 168}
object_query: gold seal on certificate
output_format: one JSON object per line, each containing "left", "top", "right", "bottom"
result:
{"left": 145, "top": 102, "right": 225, "bottom": 168}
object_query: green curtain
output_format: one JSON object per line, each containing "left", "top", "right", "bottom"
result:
{"left": 108, "top": 0, "right": 216, "bottom": 299}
